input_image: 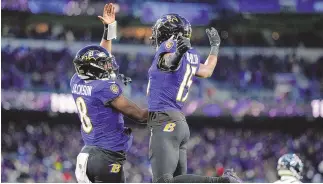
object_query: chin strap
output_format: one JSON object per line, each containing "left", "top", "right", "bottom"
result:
{"left": 102, "top": 21, "right": 117, "bottom": 40}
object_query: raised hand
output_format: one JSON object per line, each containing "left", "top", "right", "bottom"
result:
{"left": 98, "top": 3, "right": 115, "bottom": 25}
{"left": 206, "top": 27, "right": 221, "bottom": 47}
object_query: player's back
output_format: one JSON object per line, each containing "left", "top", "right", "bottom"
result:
{"left": 147, "top": 39, "right": 200, "bottom": 112}
{"left": 70, "top": 73, "right": 131, "bottom": 152}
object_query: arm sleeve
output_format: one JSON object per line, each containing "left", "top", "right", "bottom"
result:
{"left": 96, "top": 82, "right": 123, "bottom": 104}
{"left": 156, "top": 40, "right": 178, "bottom": 70}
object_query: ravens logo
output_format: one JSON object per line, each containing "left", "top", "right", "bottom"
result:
{"left": 166, "top": 15, "right": 178, "bottom": 23}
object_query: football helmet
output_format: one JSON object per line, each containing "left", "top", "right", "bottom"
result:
{"left": 73, "top": 45, "right": 119, "bottom": 80}
{"left": 150, "top": 13, "right": 192, "bottom": 47}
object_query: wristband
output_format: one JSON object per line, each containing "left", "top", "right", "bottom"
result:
{"left": 210, "top": 46, "right": 219, "bottom": 56}
{"left": 102, "top": 21, "right": 117, "bottom": 40}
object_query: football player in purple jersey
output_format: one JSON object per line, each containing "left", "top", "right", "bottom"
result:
{"left": 146, "top": 14, "right": 242, "bottom": 183}
{"left": 72, "top": 4, "right": 147, "bottom": 183}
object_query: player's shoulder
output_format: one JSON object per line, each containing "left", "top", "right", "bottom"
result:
{"left": 70, "top": 73, "right": 78, "bottom": 83}
{"left": 187, "top": 47, "right": 199, "bottom": 55}
{"left": 91, "top": 79, "right": 123, "bottom": 103}
{"left": 185, "top": 45, "right": 200, "bottom": 59}
{"left": 92, "top": 79, "right": 122, "bottom": 95}
{"left": 70, "top": 73, "right": 80, "bottom": 87}
{"left": 157, "top": 39, "right": 176, "bottom": 54}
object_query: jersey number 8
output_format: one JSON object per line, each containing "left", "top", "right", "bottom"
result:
{"left": 76, "top": 97, "right": 93, "bottom": 133}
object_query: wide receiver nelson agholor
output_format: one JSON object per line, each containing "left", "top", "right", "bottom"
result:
{"left": 146, "top": 13, "right": 242, "bottom": 183}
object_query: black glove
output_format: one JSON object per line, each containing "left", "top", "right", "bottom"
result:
{"left": 206, "top": 27, "right": 221, "bottom": 56}
{"left": 118, "top": 73, "right": 132, "bottom": 86}
{"left": 176, "top": 33, "right": 191, "bottom": 55}
{"left": 159, "top": 33, "right": 191, "bottom": 70}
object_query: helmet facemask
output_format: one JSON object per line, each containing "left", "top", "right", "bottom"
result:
{"left": 97, "top": 55, "right": 119, "bottom": 80}
{"left": 150, "top": 21, "right": 163, "bottom": 49}
{"left": 74, "top": 52, "right": 119, "bottom": 80}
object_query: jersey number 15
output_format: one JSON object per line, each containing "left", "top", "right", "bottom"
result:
{"left": 176, "top": 63, "right": 197, "bottom": 102}
{"left": 146, "top": 54, "right": 198, "bottom": 103}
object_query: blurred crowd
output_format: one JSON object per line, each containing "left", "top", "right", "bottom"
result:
{"left": 0, "top": 23, "right": 233, "bottom": 46}
{"left": 2, "top": 1, "right": 323, "bottom": 183}
{"left": 2, "top": 121, "right": 323, "bottom": 183}
{"left": 2, "top": 46, "right": 322, "bottom": 102}
{"left": 1, "top": 46, "right": 151, "bottom": 96}
{"left": 2, "top": 23, "right": 320, "bottom": 48}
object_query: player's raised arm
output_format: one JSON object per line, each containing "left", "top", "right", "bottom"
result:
{"left": 158, "top": 33, "right": 191, "bottom": 71}
{"left": 110, "top": 95, "right": 148, "bottom": 123}
{"left": 195, "top": 27, "right": 221, "bottom": 78}
{"left": 98, "top": 3, "right": 117, "bottom": 53}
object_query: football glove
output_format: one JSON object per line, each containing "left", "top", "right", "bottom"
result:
{"left": 118, "top": 73, "right": 132, "bottom": 86}
{"left": 206, "top": 27, "right": 221, "bottom": 56}
{"left": 176, "top": 33, "right": 191, "bottom": 55}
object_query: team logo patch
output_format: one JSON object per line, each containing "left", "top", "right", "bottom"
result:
{"left": 110, "top": 84, "right": 119, "bottom": 94}
{"left": 165, "top": 40, "right": 174, "bottom": 50}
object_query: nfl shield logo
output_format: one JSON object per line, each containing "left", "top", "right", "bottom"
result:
{"left": 110, "top": 84, "right": 119, "bottom": 94}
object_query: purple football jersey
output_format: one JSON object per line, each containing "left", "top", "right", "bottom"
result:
{"left": 147, "top": 39, "right": 200, "bottom": 112}
{"left": 70, "top": 74, "right": 133, "bottom": 152}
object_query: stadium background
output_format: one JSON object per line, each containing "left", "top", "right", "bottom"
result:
{"left": 1, "top": 0, "right": 323, "bottom": 182}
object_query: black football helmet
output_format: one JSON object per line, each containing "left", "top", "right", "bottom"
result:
{"left": 73, "top": 45, "right": 119, "bottom": 80}
{"left": 150, "top": 13, "right": 192, "bottom": 47}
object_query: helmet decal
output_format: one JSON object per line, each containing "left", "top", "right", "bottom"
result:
{"left": 166, "top": 15, "right": 179, "bottom": 23}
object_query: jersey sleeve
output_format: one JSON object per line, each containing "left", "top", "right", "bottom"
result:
{"left": 96, "top": 82, "right": 123, "bottom": 104}
{"left": 156, "top": 39, "right": 176, "bottom": 56}
{"left": 195, "top": 51, "right": 201, "bottom": 72}
{"left": 155, "top": 39, "right": 178, "bottom": 71}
